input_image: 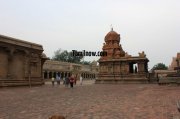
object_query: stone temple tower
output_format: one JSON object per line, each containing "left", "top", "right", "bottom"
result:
{"left": 101, "top": 28, "right": 125, "bottom": 60}
{"left": 96, "top": 29, "right": 149, "bottom": 83}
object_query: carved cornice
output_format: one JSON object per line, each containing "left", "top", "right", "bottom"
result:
{"left": 0, "top": 34, "right": 43, "bottom": 51}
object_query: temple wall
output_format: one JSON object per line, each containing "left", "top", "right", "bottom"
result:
{"left": 0, "top": 49, "right": 8, "bottom": 78}
{"left": 9, "top": 52, "right": 25, "bottom": 79}
{"left": 0, "top": 34, "right": 46, "bottom": 87}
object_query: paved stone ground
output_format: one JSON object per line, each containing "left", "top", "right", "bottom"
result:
{"left": 0, "top": 80, "right": 180, "bottom": 119}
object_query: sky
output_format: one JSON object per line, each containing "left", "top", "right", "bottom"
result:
{"left": 0, "top": 0, "right": 179, "bottom": 69}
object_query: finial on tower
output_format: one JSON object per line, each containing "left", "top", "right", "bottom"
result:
{"left": 110, "top": 24, "right": 113, "bottom": 31}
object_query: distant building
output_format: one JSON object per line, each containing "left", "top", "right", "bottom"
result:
{"left": 169, "top": 53, "right": 180, "bottom": 70}
{"left": 43, "top": 60, "right": 98, "bottom": 80}
{"left": 0, "top": 34, "right": 47, "bottom": 87}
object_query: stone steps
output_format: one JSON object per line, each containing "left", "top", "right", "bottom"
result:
{"left": 0, "top": 79, "right": 44, "bottom": 87}
{"left": 95, "top": 78, "right": 149, "bottom": 84}
{"left": 158, "top": 77, "right": 180, "bottom": 85}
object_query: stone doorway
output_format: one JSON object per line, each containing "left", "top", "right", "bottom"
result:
{"left": 129, "top": 62, "right": 138, "bottom": 74}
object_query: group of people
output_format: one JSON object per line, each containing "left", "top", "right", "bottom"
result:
{"left": 51, "top": 75, "right": 83, "bottom": 88}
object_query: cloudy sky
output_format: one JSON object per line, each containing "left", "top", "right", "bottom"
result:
{"left": 0, "top": 0, "right": 179, "bottom": 69}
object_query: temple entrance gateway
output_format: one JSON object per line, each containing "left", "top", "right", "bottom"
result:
{"left": 96, "top": 29, "right": 149, "bottom": 83}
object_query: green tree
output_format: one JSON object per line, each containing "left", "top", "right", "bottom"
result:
{"left": 68, "top": 51, "right": 84, "bottom": 63}
{"left": 52, "top": 49, "right": 83, "bottom": 63}
{"left": 52, "top": 49, "right": 69, "bottom": 62}
{"left": 151, "top": 63, "right": 168, "bottom": 71}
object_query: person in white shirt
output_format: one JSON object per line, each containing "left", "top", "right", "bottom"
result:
{"left": 80, "top": 76, "right": 83, "bottom": 85}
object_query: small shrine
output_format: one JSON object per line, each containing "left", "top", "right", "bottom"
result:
{"left": 96, "top": 28, "right": 149, "bottom": 83}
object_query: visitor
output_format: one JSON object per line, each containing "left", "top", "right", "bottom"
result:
{"left": 51, "top": 77, "right": 55, "bottom": 86}
{"left": 80, "top": 76, "right": 83, "bottom": 85}
{"left": 135, "top": 66, "right": 137, "bottom": 73}
{"left": 63, "top": 76, "right": 65, "bottom": 85}
{"left": 56, "top": 75, "right": 60, "bottom": 85}
{"left": 65, "top": 76, "right": 69, "bottom": 87}
{"left": 69, "top": 75, "right": 74, "bottom": 88}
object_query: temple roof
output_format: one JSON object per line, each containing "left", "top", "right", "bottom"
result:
{"left": 0, "top": 34, "right": 43, "bottom": 51}
{"left": 105, "top": 29, "right": 120, "bottom": 42}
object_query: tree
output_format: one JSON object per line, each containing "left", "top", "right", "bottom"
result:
{"left": 151, "top": 63, "right": 168, "bottom": 71}
{"left": 52, "top": 49, "right": 83, "bottom": 63}
{"left": 52, "top": 49, "right": 69, "bottom": 62}
{"left": 67, "top": 51, "right": 84, "bottom": 63}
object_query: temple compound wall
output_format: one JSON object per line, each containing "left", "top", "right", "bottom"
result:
{"left": 0, "top": 34, "right": 47, "bottom": 87}
{"left": 43, "top": 60, "right": 98, "bottom": 80}
{"left": 96, "top": 29, "right": 149, "bottom": 83}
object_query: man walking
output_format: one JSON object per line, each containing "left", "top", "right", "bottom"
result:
{"left": 69, "top": 75, "right": 74, "bottom": 88}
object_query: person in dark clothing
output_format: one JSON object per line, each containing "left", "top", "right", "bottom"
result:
{"left": 69, "top": 75, "right": 74, "bottom": 88}
{"left": 65, "top": 76, "right": 69, "bottom": 87}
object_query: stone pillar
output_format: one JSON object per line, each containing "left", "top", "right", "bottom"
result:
{"left": 125, "top": 63, "right": 129, "bottom": 74}
{"left": 7, "top": 48, "right": 15, "bottom": 79}
{"left": 43, "top": 71, "right": 45, "bottom": 79}
{"left": 52, "top": 71, "right": 54, "bottom": 78}
{"left": 138, "top": 62, "right": 145, "bottom": 73}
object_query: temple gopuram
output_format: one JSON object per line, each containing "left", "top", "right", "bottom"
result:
{"left": 96, "top": 29, "right": 149, "bottom": 83}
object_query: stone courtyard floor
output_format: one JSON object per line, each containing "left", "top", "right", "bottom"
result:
{"left": 0, "top": 80, "right": 180, "bottom": 119}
